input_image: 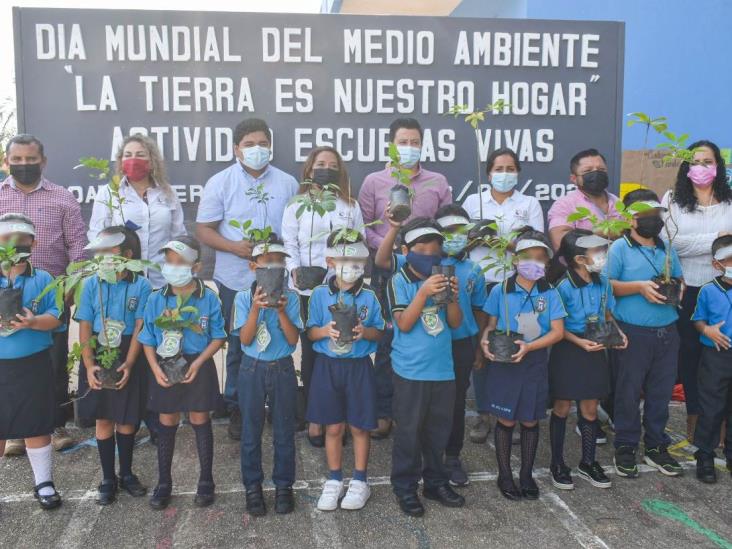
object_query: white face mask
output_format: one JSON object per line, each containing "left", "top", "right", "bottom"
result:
{"left": 585, "top": 252, "right": 608, "bottom": 273}
{"left": 335, "top": 261, "right": 365, "bottom": 284}
{"left": 161, "top": 263, "right": 193, "bottom": 287}
{"left": 725, "top": 266, "right": 732, "bottom": 279}
{"left": 240, "top": 145, "right": 270, "bottom": 171}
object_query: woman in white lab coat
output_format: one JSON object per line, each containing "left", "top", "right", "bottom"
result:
{"left": 87, "top": 134, "right": 186, "bottom": 289}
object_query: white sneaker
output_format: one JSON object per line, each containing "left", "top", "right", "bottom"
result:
{"left": 317, "top": 480, "right": 344, "bottom": 511}
{"left": 340, "top": 480, "right": 370, "bottom": 510}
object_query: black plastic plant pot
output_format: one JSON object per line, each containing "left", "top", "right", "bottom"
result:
{"left": 159, "top": 355, "right": 190, "bottom": 386}
{"left": 0, "top": 287, "right": 23, "bottom": 326}
{"left": 295, "top": 266, "right": 327, "bottom": 291}
{"left": 652, "top": 276, "right": 682, "bottom": 308}
{"left": 488, "top": 331, "right": 524, "bottom": 363}
{"left": 431, "top": 264, "right": 455, "bottom": 306}
{"left": 584, "top": 319, "right": 625, "bottom": 348}
{"left": 256, "top": 266, "right": 287, "bottom": 307}
{"left": 329, "top": 302, "right": 358, "bottom": 344}
{"left": 96, "top": 362, "right": 123, "bottom": 390}
{"left": 388, "top": 184, "right": 411, "bottom": 222}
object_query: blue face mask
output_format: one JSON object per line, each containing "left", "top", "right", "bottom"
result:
{"left": 406, "top": 251, "right": 442, "bottom": 277}
{"left": 490, "top": 172, "right": 518, "bottom": 193}
{"left": 442, "top": 234, "right": 468, "bottom": 256}
{"left": 240, "top": 145, "right": 270, "bottom": 171}
{"left": 396, "top": 145, "right": 421, "bottom": 168}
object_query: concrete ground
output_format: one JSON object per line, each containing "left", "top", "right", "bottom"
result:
{"left": 1, "top": 401, "right": 732, "bottom": 549}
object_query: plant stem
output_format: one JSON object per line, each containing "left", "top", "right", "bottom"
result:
{"left": 309, "top": 208, "right": 314, "bottom": 267}
{"left": 475, "top": 130, "right": 484, "bottom": 220}
{"left": 96, "top": 278, "right": 110, "bottom": 367}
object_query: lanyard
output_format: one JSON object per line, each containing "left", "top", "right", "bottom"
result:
{"left": 635, "top": 245, "right": 663, "bottom": 276}
{"left": 517, "top": 286, "right": 537, "bottom": 314}
{"left": 104, "top": 280, "right": 129, "bottom": 320}
{"left": 578, "top": 280, "right": 603, "bottom": 319}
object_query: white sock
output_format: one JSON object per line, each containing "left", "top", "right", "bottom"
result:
{"left": 26, "top": 444, "right": 55, "bottom": 496}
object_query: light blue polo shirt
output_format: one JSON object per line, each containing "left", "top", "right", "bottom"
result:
{"left": 74, "top": 272, "right": 152, "bottom": 334}
{"left": 607, "top": 234, "right": 683, "bottom": 327}
{"left": 387, "top": 264, "right": 454, "bottom": 381}
{"left": 232, "top": 284, "right": 303, "bottom": 361}
{"left": 556, "top": 270, "right": 616, "bottom": 334}
{"left": 0, "top": 264, "right": 60, "bottom": 359}
{"left": 196, "top": 162, "right": 299, "bottom": 291}
{"left": 138, "top": 279, "right": 227, "bottom": 354}
{"left": 482, "top": 276, "right": 566, "bottom": 340}
{"left": 692, "top": 277, "right": 732, "bottom": 348}
{"left": 442, "top": 255, "right": 488, "bottom": 340}
{"left": 307, "top": 276, "right": 385, "bottom": 358}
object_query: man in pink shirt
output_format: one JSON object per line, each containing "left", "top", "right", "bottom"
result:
{"left": 547, "top": 148, "right": 623, "bottom": 251}
{"left": 357, "top": 118, "right": 452, "bottom": 437}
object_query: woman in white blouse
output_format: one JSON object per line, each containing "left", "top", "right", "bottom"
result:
{"left": 87, "top": 134, "right": 186, "bottom": 288}
{"left": 281, "top": 145, "right": 364, "bottom": 446}
{"left": 661, "top": 140, "right": 732, "bottom": 440}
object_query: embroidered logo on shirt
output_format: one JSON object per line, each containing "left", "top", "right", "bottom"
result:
{"left": 200, "top": 316, "right": 209, "bottom": 330}
{"left": 536, "top": 296, "right": 547, "bottom": 313}
{"left": 127, "top": 297, "right": 138, "bottom": 311}
{"left": 358, "top": 305, "right": 368, "bottom": 321}
{"left": 31, "top": 300, "right": 39, "bottom": 314}
{"left": 466, "top": 278, "right": 475, "bottom": 294}
{"left": 515, "top": 209, "right": 529, "bottom": 221}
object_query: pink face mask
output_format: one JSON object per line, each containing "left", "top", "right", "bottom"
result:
{"left": 688, "top": 164, "right": 716, "bottom": 188}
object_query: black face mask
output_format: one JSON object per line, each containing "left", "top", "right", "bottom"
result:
{"left": 636, "top": 216, "right": 665, "bottom": 239}
{"left": 580, "top": 170, "right": 609, "bottom": 196}
{"left": 14, "top": 245, "right": 32, "bottom": 255}
{"left": 311, "top": 168, "right": 339, "bottom": 187}
{"left": 9, "top": 163, "right": 42, "bottom": 186}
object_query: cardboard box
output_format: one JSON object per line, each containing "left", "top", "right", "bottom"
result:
{"left": 620, "top": 149, "right": 682, "bottom": 199}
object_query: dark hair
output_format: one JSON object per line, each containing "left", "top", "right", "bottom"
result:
{"left": 711, "top": 234, "right": 732, "bottom": 259}
{"left": 326, "top": 230, "right": 364, "bottom": 248}
{"left": 168, "top": 236, "right": 201, "bottom": 262}
{"left": 623, "top": 188, "right": 659, "bottom": 208}
{"left": 400, "top": 217, "right": 443, "bottom": 248}
{"left": 100, "top": 225, "right": 141, "bottom": 260}
{"left": 5, "top": 134, "right": 45, "bottom": 158}
{"left": 486, "top": 147, "right": 521, "bottom": 174}
{"left": 570, "top": 148, "right": 606, "bottom": 175}
{"left": 299, "top": 146, "right": 354, "bottom": 203}
{"left": 435, "top": 204, "right": 470, "bottom": 221}
{"left": 672, "top": 140, "right": 732, "bottom": 212}
{"left": 558, "top": 228, "right": 594, "bottom": 268}
{"left": 233, "top": 118, "right": 271, "bottom": 145}
{"left": 389, "top": 118, "right": 423, "bottom": 142}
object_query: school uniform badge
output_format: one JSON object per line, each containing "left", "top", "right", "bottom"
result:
{"left": 200, "top": 316, "right": 209, "bottom": 330}
{"left": 420, "top": 306, "right": 444, "bottom": 336}
{"left": 535, "top": 296, "right": 547, "bottom": 313}
{"left": 30, "top": 299, "right": 39, "bottom": 314}
{"left": 358, "top": 305, "right": 368, "bottom": 321}
{"left": 127, "top": 297, "right": 138, "bottom": 311}
{"left": 466, "top": 278, "right": 475, "bottom": 294}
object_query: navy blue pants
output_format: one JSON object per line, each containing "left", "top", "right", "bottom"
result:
{"left": 446, "top": 337, "right": 475, "bottom": 457}
{"left": 677, "top": 285, "right": 702, "bottom": 415}
{"left": 390, "top": 373, "right": 455, "bottom": 496}
{"left": 694, "top": 346, "right": 732, "bottom": 459}
{"left": 613, "top": 322, "right": 679, "bottom": 450}
{"left": 217, "top": 282, "right": 243, "bottom": 410}
{"left": 373, "top": 328, "right": 394, "bottom": 419}
{"left": 237, "top": 355, "right": 297, "bottom": 489}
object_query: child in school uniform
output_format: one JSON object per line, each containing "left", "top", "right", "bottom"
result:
{"left": 434, "top": 205, "right": 488, "bottom": 486}
{"left": 480, "top": 231, "right": 566, "bottom": 501}
{"left": 138, "top": 237, "right": 226, "bottom": 509}
{"left": 232, "top": 236, "right": 303, "bottom": 517}
{"left": 75, "top": 226, "right": 152, "bottom": 506}
{"left": 691, "top": 235, "right": 732, "bottom": 483}
{"left": 607, "top": 189, "right": 684, "bottom": 478}
{"left": 549, "top": 229, "right": 627, "bottom": 491}
{"left": 0, "top": 213, "right": 63, "bottom": 509}
{"left": 386, "top": 217, "right": 463, "bottom": 517}
{"left": 307, "top": 231, "right": 385, "bottom": 511}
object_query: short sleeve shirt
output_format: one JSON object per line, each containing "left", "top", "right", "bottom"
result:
{"left": 74, "top": 273, "right": 152, "bottom": 334}
{"left": 692, "top": 277, "right": 732, "bottom": 348}
{"left": 555, "top": 270, "right": 616, "bottom": 334}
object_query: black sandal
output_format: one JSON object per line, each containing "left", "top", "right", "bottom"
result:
{"left": 33, "top": 481, "right": 62, "bottom": 510}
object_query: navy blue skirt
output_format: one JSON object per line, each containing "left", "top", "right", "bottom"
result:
{"left": 147, "top": 355, "right": 220, "bottom": 413}
{"left": 0, "top": 349, "right": 54, "bottom": 439}
{"left": 483, "top": 349, "right": 549, "bottom": 422}
{"left": 549, "top": 338, "right": 609, "bottom": 400}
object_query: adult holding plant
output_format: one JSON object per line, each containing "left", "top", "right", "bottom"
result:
{"left": 281, "top": 146, "right": 364, "bottom": 446}
{"left": 660, "top": 140, "right": 732, "bottom": 441}
{"left": 196, "top": 118, "right": 298, "bottom": 440}
{"left": 548, "top": 148, "right": 624, "bottom": 252}
{"left": 358, "top": 118, "right": 452, "bottom": 438}
{"left": 0, "top": 134, "right": 87, "bottom": 455}
{"left": 87, "top": 134, "right": 186, "bottom": 289}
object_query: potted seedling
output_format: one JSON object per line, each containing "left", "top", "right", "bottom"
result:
{"left": 386, "top": 142, "right": 415, "bottom": 222}
{"left": 432, "top": 224, "right": 475, "bottom": 306}
{"left": 76, "top": 156, "right": 137, "bottom": 229}
{"left": 154, "top": 294, "right": 202, "bottom": 385}
{"left": 0, "top": 239, "right": 31, "bottom": 328}
{"left": 291, "top": 182, "right": 339, "bottom": 290}
{"left": 327, "top": 226, "right": 362, "bottom": 345}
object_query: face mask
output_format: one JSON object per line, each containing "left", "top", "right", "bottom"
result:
{"left": 335, "top": 262, "right": 365, "bottom": 284}
{"left": 687, "top": 164, "right": 716, "bottom": 188}
{"left": 635, "top": 215, "right": 665, "bottom": 239}
{"left": 396, "top": 145, "right": 421, "bottom": 168}
{"left": 311, "top": 167, "right": 339, "bottom": 187}
{"left": 406, "top": 251, "right": 442, "bottom": 277}
{"left": 725, "top": 266, "right": 732, "bottom": 279}
{"left": 580, "top": 170, "right": 609, "bottom": 196}
{"left": 442, "top": 233, "right": 468, "bottom": 256}
{"left": 516, "top": 259, "right": 545, "bottom": 281}
{"left": 585, "top": 251, "right": 607, "bottom": 273}
{"left": 14, "top": 244, "right": 32, "bottom": 256}
{"left": 121, "top": 158, "right": 151, "bottom": 182}
{"left": 9, "top": 163, "right": 42, "bottom": 186}
{"left": 161, "top": 263, "right": 193, "bottom": 287}
{"left": 490, "top": 172, "right": 519, "bottom": 193}
{"left": 240, "top": 145, "right": 270, "bottom": 171}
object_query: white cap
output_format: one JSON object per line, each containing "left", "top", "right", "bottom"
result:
{"left": 0, "top": 221, "right": 35, "bottom": 237}
{"left": 515, "top": 238, "right": 554, "bottom": 258}
{"left": 404, "top": 227, "right": 443, "bottom": 245}
{"left": 160, "top": 240, "right": 198, "bottom": 263}
{"left": 633, "top": 200, "right": 668, "bottom": 212}
{"left": 575, "top": 234, "right": 610, "bottom": 249}
{"left": 84, "top": 232, "right": 126, "bottom": 251}
{"left": 252, "top": 242, "right": 289, "bottom": 258}
{"left": 436, "top": 215, "right": 469, "bottom": 228}
{"left": 714, "top": 245, "right": 732, "bottom": 261}
{"left": 324, "top": 240, "right": 370, "bottom": 259}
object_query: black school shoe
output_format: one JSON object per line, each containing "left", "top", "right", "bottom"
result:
{"left": 520, "top": 477, "right": 539, "bottom": 500}
{"left": 96, "top": 479, "right": 117, "bottom": 505}
{"left": 396, "top": 492, "right": 425, "bottom": 517}
{"left": 614, "top": 446, "right": 638, "bottom": 478}
{"left": 727, "top": 459, "right": 732, "bottom": 477}
{"left": 423, "top": 484, "right": 465, "bottom": 507}
{"left": 695, "top": 452, "right": 717, "bottom": 484}
{"left": 497, "top": 476, "right": 521, "bottom": 501}
{"left": 245, "top": 485, "right": 267, "bottom": 517}
{"left": 577, "top": 461, "right": 612, "bottom": 489}
{"left": 149, "top": 484, "right": 172, "bottom": 510}
{"left": 119, "top": 474, "right": 147, "bottom": 497}
{"left": 550, "top": 463, "right": 574, "bottom": 490}
{"left": 644, "top": 446, "right": 683, "bottom": 477}
{"left": 34, "top": 481, "right": 62, "bottom": 510}
{"left": 274, "top": 487, "right": 294, "bottom": 514}
{"left": 194, "top": 481, "right": 216, "bottom": 507}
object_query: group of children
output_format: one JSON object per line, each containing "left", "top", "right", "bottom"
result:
{"left": 1, "top": 183, "right": 731, "bottom": 516}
